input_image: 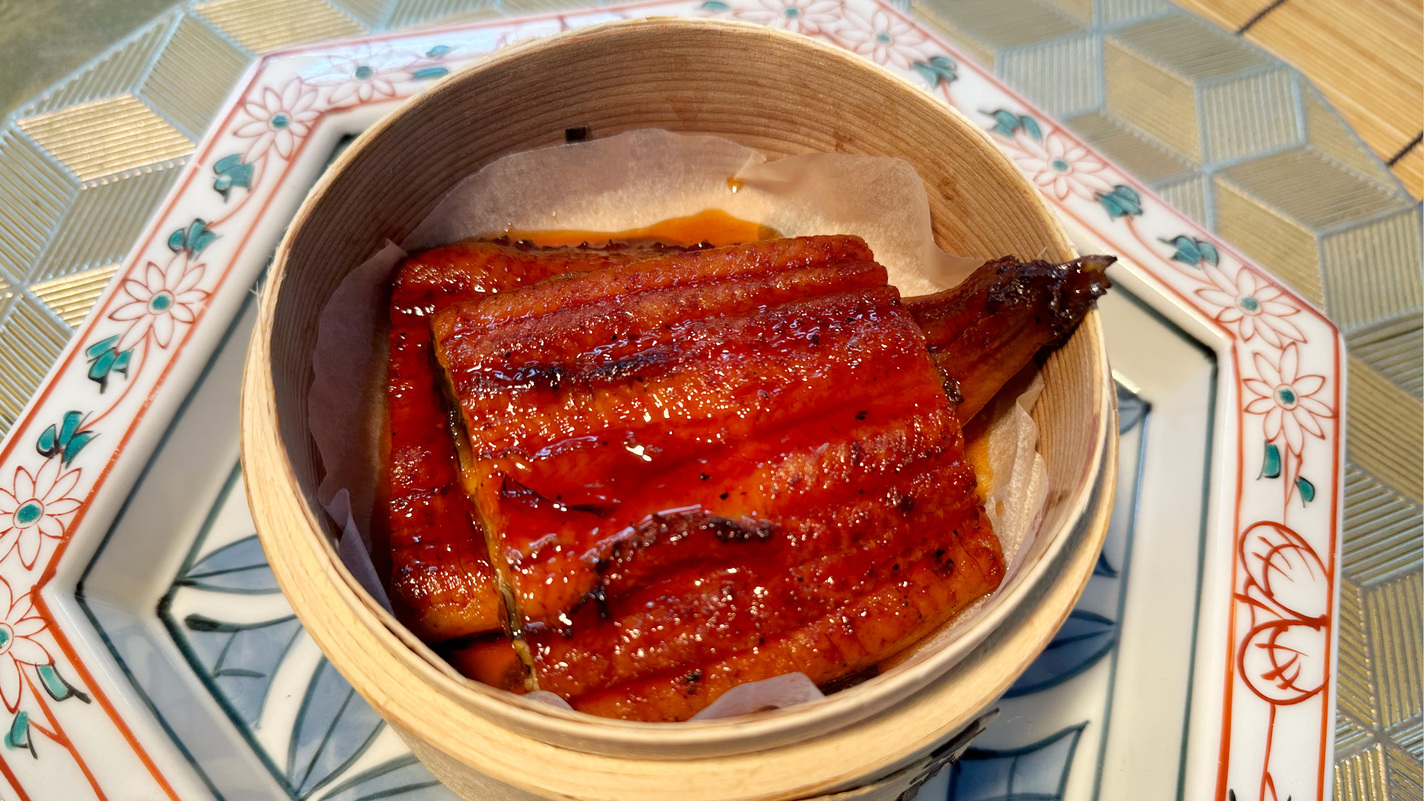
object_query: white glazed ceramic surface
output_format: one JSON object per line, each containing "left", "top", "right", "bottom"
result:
{"left": 0, "top": 3, "right": 1343, "bottom": 801}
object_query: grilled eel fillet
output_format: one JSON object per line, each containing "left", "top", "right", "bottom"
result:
{"left": 385, "top": 241, "right": 673, "bottom": 641}
{"left": 386, "top": 236, "right": 1110, "bottom": 719}
{"left": 906, "top": 253, "right": 1115, "bottom": 420}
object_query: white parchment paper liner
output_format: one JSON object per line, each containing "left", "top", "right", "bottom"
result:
{"left": 308, "top": 129, "right": 1047, "bottom": 719}
{"left": 406, "top": 128, "right": 978, "bottom": 295}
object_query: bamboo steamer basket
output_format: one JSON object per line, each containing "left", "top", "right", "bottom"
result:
{"left": 242, "top": 18, "right": 1116, "bottom": 801}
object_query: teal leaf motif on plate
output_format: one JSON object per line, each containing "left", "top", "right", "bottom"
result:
{"left": 948, "top": 724, "right": 1085, "bottom": 800}
{"left": 1096, "top": 185, "right": 1142, "bottom": 219}
{"left": 84, "top": 335, "right": 133, "bottom": 392}
{"left": 6, "top": 711, "right": 34, "bottom": 757}
{"left": 1004, "top": 610, "right": 1117, "bottom": 697}
{"left": 1295, "top": 476, "right": 1315, "bottom": 505}
{"left": 1020, "top": 115, "right": 1042, "bottom": 142}
{"left": 1161, "top": 234, "right": 1219, "bottom": 267}
{"left": 1261, "top": 441, "right": 1282, "bottom": 479}
{"left": 177, "top": 535, "right": 280, "bottom": 593}
{"left": 289, "top": 659, "right": 389, "bottom": 798}
{"left": 37, "top": 664, "right": 90, "bottom": 704}
{"left": 912, "top": 56, "right": 957, "bottom": 88}
{"left": 36, "top": 410, "right": 96, "bottom": 467}
{"left": 988, "top": 110, "right": 1018, "bottom": 137}
{"left": 986, "top": 109, "right": 1042, "bottom": 141}
{"left": 700, "top": 0, "right": 731, "bottom": 9}
{"left": 212, "top": 155, "right": 253, "bottom": 200}
{"left": 425, "top": 45, "right": 451, "bottom": 58}
{"left": 410, "top": 66, "right": 447, "bottom": 80}
{"left": 168, "top": 218, "right": 218, "bottom": 256}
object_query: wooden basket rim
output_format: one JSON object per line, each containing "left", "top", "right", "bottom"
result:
{"left": 242, "top": 16, "right": 1116, "bottom": 789}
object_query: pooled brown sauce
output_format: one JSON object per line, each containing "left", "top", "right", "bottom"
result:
{"left": 505, "top": 209, "right": 779, "bottom": 249}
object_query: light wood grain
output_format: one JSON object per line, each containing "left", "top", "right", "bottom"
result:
{"left": 1391, "top": 142, "right": 1422, "bottom": 197}
{"left": 1283, "top": 3, "right": 1413, "bottom": 168}
{"left": 1173, "top": 0, "right": 1279, "bottom": 30}
{"left": 1246, "top": 0, "right": 1422, "bottom": 157}
{"left": 1173, "top": 0, "right": 1424, "bottom": 198}
{"left": 241, "top": 18, "right": 1116, "bottom": 800}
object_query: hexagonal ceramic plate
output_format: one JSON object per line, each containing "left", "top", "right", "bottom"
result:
{"left": 0, "top": 3, "right": 1344, "bottom": 800}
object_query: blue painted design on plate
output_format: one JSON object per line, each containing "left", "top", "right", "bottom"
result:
{"left": 288, "top": 659, "right": 389, "bottom": 798}
{"left": 947, "top": 724, "right": 1086, "bottom": 801}
{"left": 178, "top": 610, "right": 302, "bottom": 723}
{"left": 157, "top": 465, "right": 454, "bottom": 800}
{"left": 176, "top": 534, "right": 282, "bottom": 593}
{"left": 1004, "top": 611, "right": 1117, "bottom": 698}
{"left": 319, "top": 755, "right": 447, "bottom": 801}
{"left": 1115, "top": 387, "right": 1149, "bottom": 435}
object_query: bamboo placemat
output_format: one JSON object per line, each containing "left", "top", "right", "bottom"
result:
{"left": 0, "top": 1, "right": 1419, "bottom": 799}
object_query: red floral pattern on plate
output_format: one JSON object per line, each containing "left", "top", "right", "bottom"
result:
{"left": 0, "top": 460, "right": 81, "bottom": 571}
{"left": 0, "top": 4, "right": 1342, "bottom": 801}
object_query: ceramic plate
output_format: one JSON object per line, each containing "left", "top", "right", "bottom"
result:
{"left": 0, "top": 3, "right": 1344, "bottom": 800}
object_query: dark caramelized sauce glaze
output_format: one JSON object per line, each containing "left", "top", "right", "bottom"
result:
{"left": 385, "top": 229, "right": 1110, "bottom": 721}
{"left": 429, "top": 236, "right": 1005, "bottom": 719}
{"left": 385, "top": 241, "right": 666, "bottom": 643}
{"left": 385, "top": 318, "right": 506, "bottom": 641}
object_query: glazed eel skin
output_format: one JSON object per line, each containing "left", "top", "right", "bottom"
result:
{"left": 385, "top": 241, "right": 668, "bottom": 641}
{"left": 384, "top": 235, "right": 1110, "bottom": 720}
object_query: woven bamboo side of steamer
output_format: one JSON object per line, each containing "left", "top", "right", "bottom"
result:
{"left": 241, "top": 18, "right": 1116, "bottom": 801}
